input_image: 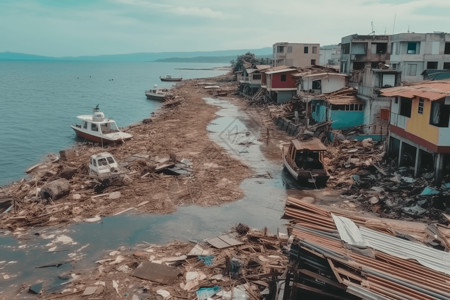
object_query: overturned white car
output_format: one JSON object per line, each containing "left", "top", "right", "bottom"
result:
{"left": 89, "top": 152, "right": 121, "bottom": 181}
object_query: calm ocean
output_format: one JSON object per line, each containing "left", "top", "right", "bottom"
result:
{"left": 0, "top": 61, "right": 228, "bottom": 186}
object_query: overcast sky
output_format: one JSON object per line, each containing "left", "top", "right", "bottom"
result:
{"left": 1, "top": 0, "right": 449, "bottom": 57}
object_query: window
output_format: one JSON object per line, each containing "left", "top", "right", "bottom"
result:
{"left": 418, "top": 98, "right": 424, "bottom": 114}
{"left": 311, "top": 59, "right": 316, "bottom": 65}
{"left": 427, "top": 61, "right": 438, "bottom": 69}
{"left": 353, "top": 62, "right": 365, "bottom": 70}
{"left": 287, "top": 46, "right": 292, "bottom": 53}
{"left": 407, "top": 42, "right": 419, "bottom": 54}
{"left": 407, "top": 64, "right": 417, "bottom": 76}
{"left": 445, "top": 42, "right": 450, "bottom": 54}
{"left": 331, "top": 104, "right": 363, "bottom": 111}
{"left": 107, "top": 157, "right": 115, "bottom": 164}
{"left": 351, "top": 42, "right": 367, "bottom": 55}
{"left": 83, "top": 122, "right": 87, "bottom": 129}
{"left": 444, "top": 62, "right": 450, "bottom": 70}
{"left": 376, "top": 43, "right": 387, "bottom": 54}
{"left": 252, "top": 74, "right": 261, "bottom": 80}
{"left": 312, "top": 46, "right": 317, "bottom": 54}
{"left": 91, "top": 123, "right": 98, "bottom": 131}
{"left": 430, "top": 101, "right": 450, "bottom": 127}
{"left": 281, "top": 74, "right": 286, "bottom": 82}
{"left": 312, "top": 80, "right": 321, "bottom": 89}
{"left": 304, "top": 46, "right": 309, "bottom": 53}
{"left": 382, "top": 74, "right": 396, "bottom": 87}
{"left": 399, "top": 97, "right": 412, "bottom": 118}
{"left": 277, "top": 46, "right": 285, "bottom": 53}
{"left": 342, "top": 43, "right": 350, "bottom": 54}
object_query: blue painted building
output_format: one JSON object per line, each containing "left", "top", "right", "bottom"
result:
{"left": 311, "top": 96, "right": 364, "bottom": 130}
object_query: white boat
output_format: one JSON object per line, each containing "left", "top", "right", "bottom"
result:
{"left": 145, "top": 85, "right": 172, "bottom": 101}
{"left": 70, "top": 106, "right": 132, "bottom": 144}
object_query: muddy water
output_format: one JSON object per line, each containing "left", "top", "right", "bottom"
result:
{"left": 0, "top": 97, "right": 289, "bottom": 296}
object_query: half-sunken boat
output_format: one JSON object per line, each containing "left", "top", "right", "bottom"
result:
{"left": 160, "top": 75, "right": 182, "bottom": 82}
{"left": 71, "top": 106, "right": 132, "bottom": 145}
{"left": 282, "top": 137, "right": 329, "bottom": 187}
{"left": 145, "top": 85, "right": 172, "bottom": 101}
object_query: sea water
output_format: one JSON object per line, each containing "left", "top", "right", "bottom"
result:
{"left": 0, "top": 61, "right": 228, "bottom": 186}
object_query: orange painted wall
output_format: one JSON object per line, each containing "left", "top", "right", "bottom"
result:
{"left": 405, "top": 97, "right": 439, "bottom": 144}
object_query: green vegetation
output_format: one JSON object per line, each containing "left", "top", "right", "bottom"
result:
{"left": 230, "top": 52, "right": 271, "bottom": 72}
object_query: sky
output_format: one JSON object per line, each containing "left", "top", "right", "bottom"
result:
{"left": 1, "top": 0, "right": 449, "bottom": 57}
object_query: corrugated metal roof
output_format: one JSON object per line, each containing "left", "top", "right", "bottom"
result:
{"left": 333, "top": 214, "right": 450, "bottom": 276}
{"left": 291, "top": 138, "right": 327, "bottom": 151}
{"left": 326, "top": 96, "right": 363, "bottom": 105}
{"left": 301, "top": 73, "right": 348, "bottom": 79}
{"left": 381, "top": 80, "right": 450, "bottom": 101}
{"left": 255, "top": 64, "right": 271, "bottom": 70}
{"left": 265, "top": 68, "right": 297, "bottom": 75}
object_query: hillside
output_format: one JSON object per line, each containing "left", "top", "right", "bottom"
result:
{"left": 0, "top": 48, "right": 272, "bottom": 62}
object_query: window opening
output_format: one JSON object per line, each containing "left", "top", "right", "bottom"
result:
{"left": 418, "top": 98, "right": 424, "bottom": 114}
{"left": 399, "top": 97, "right": 412, "bottom": 117}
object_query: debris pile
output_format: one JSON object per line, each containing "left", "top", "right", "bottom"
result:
{"left": 44, "top": 225, "right": 289, "bottom": 299}
{"left": 0, "top": 77, "right": 250, "bottom": 231}
{"left": 324, "top": 138, "right": 450, "bottom": 222}
{"left": 283, "top": 197, "right": 450, "bottom": 299}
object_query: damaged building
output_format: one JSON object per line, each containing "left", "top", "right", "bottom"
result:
{"left": 382, "top": 79, "right": 450, "bottom": 184}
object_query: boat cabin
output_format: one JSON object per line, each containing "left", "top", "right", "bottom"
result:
{"left": 283, "top": 138, "right": 329, "bottom": 187}
{"left": 79, "top": 111, "right": 120, "bottom": 134}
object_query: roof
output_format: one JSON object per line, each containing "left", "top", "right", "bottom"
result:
{"left": 300, "top": 72, "right": 347, "bottom": 80}
{"left": 255, "top": 65, "right": 271, "bottom": 70}
{"left": 381, "top": 79, "right": 450, "bottom": 101}
{"left": 76, "top": 115, "right": 115, "bottom": 123}
{"left": 422, "top": 69, "right": 450, "bottom": 80}
{"left": 263, "top": 65, "right": 297, "bottom": 74}
{"left": 326, "top": 95, "right": 363, "bottom": 105}
{"left": 291, "top": 138, "right": 327, "bottom": 151}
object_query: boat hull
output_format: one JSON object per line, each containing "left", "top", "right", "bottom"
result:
{"left": 282, "top": 146, "right": 329, "bottom": 188}
{"left": 71, "top": 126, "right": 131, "bottom": 144}
{"left": 145, "top": 93, "right": 166, "bottom": 101}
{"left": 160, "top": 77, "right": 182, "bottom": 82}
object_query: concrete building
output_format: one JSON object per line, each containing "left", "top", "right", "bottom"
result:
{"left": 382, "top": 80, "right": 450, "bottom": 183}
{"left": 273, "top": 42, "right": 320, "bottom": 68}
{"left": 390, "top": 32, "right": 450, "bottom": 82}
{"left": 339, "top": 34, "right": 390, "bottom": 80}
{"left": 261, "top": 65, "right": 298, "bottom": 104}
{"left": 319, "top": 44, "right": 341, "bottom": 67}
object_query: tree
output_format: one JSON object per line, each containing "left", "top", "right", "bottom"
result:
{"left": 230, "top": 52, "right": 260, "bottom": 73}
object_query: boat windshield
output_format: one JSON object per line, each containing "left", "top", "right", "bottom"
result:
{"left": 100, "top": 122, "right": 119, "bottom": 133}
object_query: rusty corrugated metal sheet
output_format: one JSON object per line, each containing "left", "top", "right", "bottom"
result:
{"left": 291, "top": 138, "right": 327, "bottom": 151}
{"left": 326, "top": 96, "right": 363, "bottom": 105}
{"left": 381, "top": 80, "right": 450, "bottom": 101}
{"left": 284, "top": 197, "right": 450, "bottom": 300}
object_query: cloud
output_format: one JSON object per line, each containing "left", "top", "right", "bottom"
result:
{"left": 112, "top": 0, "right": 226, "bottom": 19}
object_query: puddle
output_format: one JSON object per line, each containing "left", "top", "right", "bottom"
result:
{"left": 0, "top": 97, "right": 289, "bottom": 297}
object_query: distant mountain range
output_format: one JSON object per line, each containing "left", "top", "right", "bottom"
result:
{"left": 0, "top": 48, "right": 273, "bottom": 63}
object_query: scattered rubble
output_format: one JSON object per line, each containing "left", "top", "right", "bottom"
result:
{"left": 43, "top": 225, "right": 289, "bottom": 299}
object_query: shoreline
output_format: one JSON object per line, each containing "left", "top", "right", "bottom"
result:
{"left": 0, "top": 74, "right": 254, "bottom": 231}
